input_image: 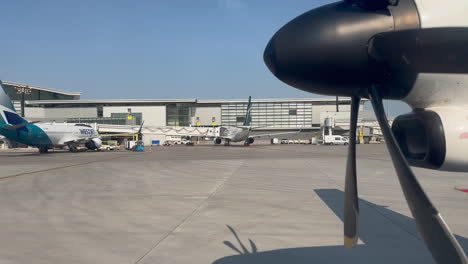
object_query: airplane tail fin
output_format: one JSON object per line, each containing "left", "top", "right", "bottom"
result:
{"left": 0, "top": 80, "right": 26, "bottom": 126}
{"left": 137, "top": 121, "right": 145, "bottom": 134}
{"left": 243, "top": 96, "right": 252, "bottom": 126}
{"left": 0, "top": 81, "right": 16, "bottom": 113}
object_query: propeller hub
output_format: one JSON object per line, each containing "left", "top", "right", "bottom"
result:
{"left": 264, "top": 0, "right": 419, "bottom": 97}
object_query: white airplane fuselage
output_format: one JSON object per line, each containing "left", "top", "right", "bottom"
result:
{"left": 37, "top": 123, "right": 100, "bottom": 147}
{"left": 0, "top": 115, "right": 101, "bottom": 150}
{"left": 394, "top": 0, "right": 468, "bottom": 171}
{"left": 221, "top": 126, "right": 251, "bottom": 142}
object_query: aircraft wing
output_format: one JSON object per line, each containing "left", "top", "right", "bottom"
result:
{"left": 59, "top": 137, "right": 94, "bottom": 145}
{"left": 1, "top": 121, "right": 39, "bottom": 130}
{"left": 99, "top": 132, "right": 137, "bottom": 137}
{"left": 215, "top": 135, "right": 233, "bottom": 140}
{"left": 98, "top": 121, "right": 145, "bottom": 137}
{"left": 249, "top": 129, "right": 302, "bottom": 138}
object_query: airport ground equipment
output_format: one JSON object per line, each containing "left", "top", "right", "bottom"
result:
{"left": 323, "top": 135, "right": 349, "bottom": 146}
{"left": 264, "top": 0, "right": 468, "bottom": 263}
{"left": 321, "top": 117, "right": 349, "bottom": 145}
{"left": 126, "top": 140, "right": 145, "bottom": 151}
{"left": 100, "top": 144, "right": 117, "bottom": 151}
{"left": 131, "top": 141, "right": 145, "bottom": 152}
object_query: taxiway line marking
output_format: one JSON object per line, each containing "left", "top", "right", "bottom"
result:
{"left": 133, "top": 160, "right": 245, "bottom": 264}
{"left": 0, "top": 154, "right": 135, "bottom": 180}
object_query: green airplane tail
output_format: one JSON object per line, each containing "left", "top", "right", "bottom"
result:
{"left": 243, "top": 96, "right": 252, "bottom": 126}
{"left": 0, "top": 80, "right": 22, "bottom": 125}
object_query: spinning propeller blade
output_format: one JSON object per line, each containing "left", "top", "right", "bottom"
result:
{"left": 263, "top": 1, "right": 468, "bottom": 262}
{"left": 344, "top": 96, "right": 360, "bottom": 248}
{"left": 368, "top": 86, "right": 467, "bottom": 264}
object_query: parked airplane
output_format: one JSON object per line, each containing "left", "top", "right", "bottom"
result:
{"left": 0, "top": 80, "right": 139, "bottom": 153}
{"left": 264, "top": 0, "right": 468, "bottom": 263}
{"left": 214, "top": 96, "right": 300, "bottom": 146}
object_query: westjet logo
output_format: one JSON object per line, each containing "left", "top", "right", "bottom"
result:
{"left": 79, "top": 128, "right": 95, "bottom": 135}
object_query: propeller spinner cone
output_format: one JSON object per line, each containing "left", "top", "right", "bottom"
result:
{"left": 263, "top": 0, "right": 420, "bottom": 98}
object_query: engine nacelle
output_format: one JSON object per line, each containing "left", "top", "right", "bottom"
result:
{"left": 214, "top": 138, "right": 222, "bottom": 145}
{"left": 246, "top": 137, "right": 254, "bottom": 144}
{"left": 392, "top": 107, "right": 468, "bottom": 172}
{"left": 85, "top": 138, "right": 102, "bottom": 150}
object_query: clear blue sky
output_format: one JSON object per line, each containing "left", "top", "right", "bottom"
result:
{"left": 0, "top": 0, "right": 410, "bottom": 116}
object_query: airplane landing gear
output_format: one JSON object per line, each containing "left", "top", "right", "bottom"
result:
{"left": 224, "top": 140, "right": 231, "bottom": 146}
{"left": 38, "top": 147, "right": 49, "bottom": 153}
{"left": 214, "top": 138, "right": 222, "bottom": 145}
{"left": 68, "top": 145, "right": 78, "bottom": 152}
{"left": 244, "top": 138, "right": 254, "bottom": 146}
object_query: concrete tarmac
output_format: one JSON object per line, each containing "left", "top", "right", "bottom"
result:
{"left": 0, "top": 144, "right": 467, "bottom": 264}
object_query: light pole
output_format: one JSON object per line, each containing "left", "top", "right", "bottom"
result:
{"left": 336, "top": 96, "right": 339, "bottom": 112}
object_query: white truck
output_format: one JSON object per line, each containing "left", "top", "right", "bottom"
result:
{"left": 323, "top": 135, "right": 349, "bottom": 145}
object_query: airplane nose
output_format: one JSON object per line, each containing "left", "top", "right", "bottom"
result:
{"left": 264, "top": 1, "right": 397, "bottom": 97}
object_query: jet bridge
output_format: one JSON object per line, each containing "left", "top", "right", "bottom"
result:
{"left": 97, "top": 124, "right": 219, "bottom": 145}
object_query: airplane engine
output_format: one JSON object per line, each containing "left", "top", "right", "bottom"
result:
{"left": 214, "top": 138, "right": 222, "bottom": 144}
{"left": 263, "top": 0, "right": 468, "bottom": 261}
{"left": 85, "top": 138, "right": 102, "bottom": 150}
{"left": 392, "top": 107, "right": 468, "bottom": 172}
{"left": 246, "top": 137, "right": 254, "bottom": 144}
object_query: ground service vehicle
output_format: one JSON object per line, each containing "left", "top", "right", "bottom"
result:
{"left": 324, "top": 135, "right": 349, "bottom": 145}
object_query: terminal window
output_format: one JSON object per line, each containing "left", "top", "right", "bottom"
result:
{"left": 167, "top": 104, "right": 191, "bottom": 126}
{"left": 236, "top": 116, "right": 245, "bottom": 123}
{"left": 97, "top": 106, "right": 103, "bottom": 117}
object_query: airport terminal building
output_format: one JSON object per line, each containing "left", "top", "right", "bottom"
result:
{"left": 22, "top": 98, "right": 357, "bottom": 129}
{"left": 1, "top": 81, "right": 80, "bottom": 117}
{"left": 0, "top": 81, "right": 362, "bottom": 129}
{"left": 2, "top": 81, "right": 374, "bottom": 145}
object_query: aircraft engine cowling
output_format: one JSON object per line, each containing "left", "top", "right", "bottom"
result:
{"left": 247, "top": 137, "right": 254, "bottom": 144}
{"left": 85, "top": 138, "right": 102, "bottom": 150}
{"left": 214, "top": 138, "right": 222, "bottom": 145}
{"left": 392, "top": 107, "right": 468, "bottom": 172}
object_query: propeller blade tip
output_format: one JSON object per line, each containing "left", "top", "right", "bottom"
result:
{"left": 344, "top": 236, "right": 358, "bottom": 248}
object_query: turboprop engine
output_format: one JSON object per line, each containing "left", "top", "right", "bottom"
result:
{"left": 263, "top": 0, "right": 468, "bottom": 262}
{"left": 392, "top": 107, "right": 468, "bottom": 172}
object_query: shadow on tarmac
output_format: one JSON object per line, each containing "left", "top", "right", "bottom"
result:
{"left": 0, "top": 149, "right": 123, "bottom": 157}
{"left": 213, "top": 189, "right": 468, "bottom": 264}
